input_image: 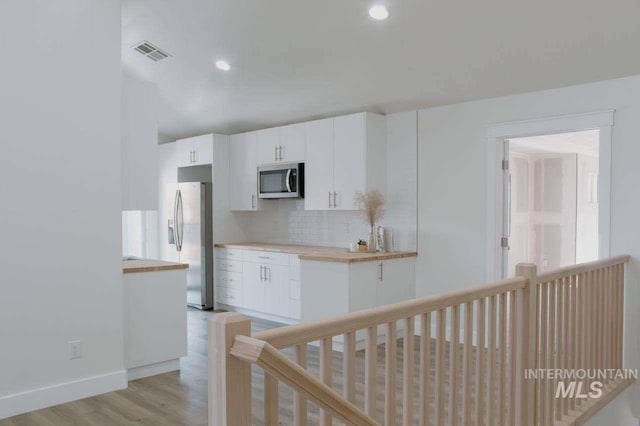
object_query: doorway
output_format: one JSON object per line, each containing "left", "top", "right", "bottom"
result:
{"left": 504, "top": 130, "right": 600, "bottom": 276}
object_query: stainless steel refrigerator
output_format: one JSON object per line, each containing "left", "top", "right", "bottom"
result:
{"left": 170, "top": 181, "right": 213, "bottom": 310}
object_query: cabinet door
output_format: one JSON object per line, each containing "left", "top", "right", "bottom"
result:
{"left": 190, "top": 135, "right": 213, "bottom": 165}
{"left": 376, "top": 259, "right": 415, "bottom": 306}
{"left": 333, "top": 113, "right": 365, "bottom": 210}
{"left": 242, "top": 262, "right": 265, "bottom": 312}
{"left": 279, "top": 123, "right": 305, "bottom": 163}
{"left": 256, "top": 128, "right": 280, "bottom": 165}
{"left": 175, "top": 139, "right": 194, "bottom": 168}
{"left": 230, "top": 132, "right": 259, "bottom": 211}
{"left": 263, "top": 264, "right": 290, "bottom": 317}
{"left": 304, "top": 118, "right": 334, "bottom": 210}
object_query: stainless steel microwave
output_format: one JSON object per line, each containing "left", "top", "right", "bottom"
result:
{"left": 258, "top": 163, "right": 304, "bottom": 199}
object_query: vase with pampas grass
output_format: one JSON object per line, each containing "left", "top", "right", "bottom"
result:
{"left": 354, "top": 189, "right": 386, "bottom": 253}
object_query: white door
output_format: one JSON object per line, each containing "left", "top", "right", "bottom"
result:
{"left": 333, "top": 113, "right": 365, "bottom": 210}
{"left": 256, "top": 128, "right": 280, "bottom": 165}
{"left": 242, "top": 262, "right": 265, "bottom": 312}
{"left": 230, "top": 132, "right": 259, "bottom": 211}
{"left": 503, "top": 130, "right": 599, "bottom": 277}
{"left": 304, "top": 118, "right": 334, "bottom": 210}
{"left": 279, "top": 123, "right": 305, "bottom": 163}
{"left": 263, "top": 264, "right": 290, "bottom": 317}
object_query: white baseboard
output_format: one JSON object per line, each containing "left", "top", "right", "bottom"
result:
{"left": 127, "top": 359, "right": 180, "bottom": 381}
{"left": 0, "top": 370, "right": 127, "bottom": 420}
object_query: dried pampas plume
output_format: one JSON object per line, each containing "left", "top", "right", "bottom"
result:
{"left": 354, "top": 189, "right": 386, "bottom": 233}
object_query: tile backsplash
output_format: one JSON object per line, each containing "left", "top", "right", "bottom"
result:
{"left": 233, "top": 199, "right": 372, "bottom": 248}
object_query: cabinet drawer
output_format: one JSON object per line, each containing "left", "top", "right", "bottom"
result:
{"left": 242, "top": 250, "right": 290, "bottom": 266}
{"left": 215, "top": 247, "right": 243, "bottom": 260}
{"left": 216, "top": 286, "right": 242, "bottom": 307}
{"left": 215, "top": 258, "right": 242, "bottom": 273}
{"left": 216, "top": 270, "right": 242, "bottom": 290}
{"left": 290, "top": 280, "right": 301, "bottom": 300}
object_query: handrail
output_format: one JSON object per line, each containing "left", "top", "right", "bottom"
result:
{"left": 253, "top": 276, "right": 526, "bottom": 349}
{"left": 536, "top": 254, "right": 630, "bottom": 282}
{"left": 230, "top": 336, "right": 380, "bottom": 426}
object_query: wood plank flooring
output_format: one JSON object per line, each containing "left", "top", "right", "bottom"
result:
{"left": 1, "top": 309, "right": 492, "bottom": 425}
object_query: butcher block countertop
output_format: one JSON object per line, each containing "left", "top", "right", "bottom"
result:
{"left": 123, "top": 259, "right": 189, "bottom": 274}
{"left": 214, "top": 242, "right": 417, "bottom": 263}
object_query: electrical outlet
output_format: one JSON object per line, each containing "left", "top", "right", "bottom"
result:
{"left": 68, "top": 340, "right": 82, "bottom": 360}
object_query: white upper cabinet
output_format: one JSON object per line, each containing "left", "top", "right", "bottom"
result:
{"left": 256, "top": 128, "right": 280, "bottom": 165}
{"left": 305, "top": 112, "right": 386, "bottom": 211}
{"left": 230, "top": 132, "right": 260, "bottom": 211}
{"left": 176, "top": 134, "right": 214, "bottom": 167}
{"left": 121, "top": 75, "right": 158, "bottom": 211}
{"left": 304, "top": 118, "right": 334, "bottom": 210}
{"left": 257, "top": 123, "right": 306, "bottom": 165}
{"left": 278, "top": 123, "right": 305, "bottom": 163}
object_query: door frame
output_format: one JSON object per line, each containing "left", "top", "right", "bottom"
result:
{"left": 485, "top": 110, "right": 614, "bottom": 281}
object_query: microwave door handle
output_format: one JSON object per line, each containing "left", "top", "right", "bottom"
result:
{"left": 285, "top": 169, "right": 292, "bottom": 192}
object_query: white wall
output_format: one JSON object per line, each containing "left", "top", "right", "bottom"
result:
{"left": 417, "top": 74, "right": 640, "bottom": 417}
{"left": 385, "top": 111, "right": 418, "bottom": 251}
{"left": 0, "top": 0, "right": 125, "bottom": 418}
{"left": 231, "top": 112, "right": 419, "bottom": 251}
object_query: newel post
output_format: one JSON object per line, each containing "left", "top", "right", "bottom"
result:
{"left": 516, "top": 263, "right": 538, "bottom": 426}
{"left": 208, "top": 312, "right": 252, "bottom": 426}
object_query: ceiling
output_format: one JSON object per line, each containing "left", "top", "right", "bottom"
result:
{"left": 121, "top": 0, "right": 640, "bottom": 142}
{"left": 510, "top": 130, "right": 599, "bottom": 156}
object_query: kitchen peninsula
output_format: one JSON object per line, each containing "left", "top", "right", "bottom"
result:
{"left": 122, "top": 259, "right": 189, "bottom": 380}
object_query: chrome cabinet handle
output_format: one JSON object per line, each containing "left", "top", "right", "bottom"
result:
{"left": 333, "top": 192, "right": 337, "bottom": 208}
{"left": 265, "top": 266, "right": 270, "bottom": 282}
{"left": 378, "top": 262, "right": 383, "bottom": 281}
{"left": 252, "top": 194, "right": 256, "bottom": 209}
{"left": 328, "top": 191, "right": 331, "bottom": 208}
{"left": 274, "top": 146, "right": 278, "bottom": 161}
{"left": 260, "top": 265, "right": 264, "bottom": 281}
{"left": 278, "top": 145, "right": 283, "bottom": 161}
{"left": 258, "top": 256, "right": 271, "bottom": 260}
{"left": 192, "top": 149, "right": 197, "bottom": 163}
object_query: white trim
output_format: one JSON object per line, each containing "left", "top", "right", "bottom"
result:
{"left": 485, "top": 110, "right": 614, "bottom": 281}
{"left": 0, "top": 370, "right": 127, "bottom": 420}
{"left": 127, "top": 359, "right": 180, "bottom": 381}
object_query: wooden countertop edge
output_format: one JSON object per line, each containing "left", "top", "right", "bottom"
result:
{"left": 298, "top": 251, "right": 418, "bottom": 263}
{"left": 123, "top": 263, "right": 189, "bottom": 274}
{"left": 215, "top": 242, "right": 417, "bottom": 263}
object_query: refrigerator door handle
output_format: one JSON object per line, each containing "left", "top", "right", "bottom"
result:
{"left": 174, "top": 189, "right": 184, "bottom": 252}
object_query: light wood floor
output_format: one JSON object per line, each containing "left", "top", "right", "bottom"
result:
{"left": 1, "top": 309, "right": 493, "bottom": 425}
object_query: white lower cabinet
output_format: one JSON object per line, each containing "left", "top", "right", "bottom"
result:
{"left": 301, "top": 257, "right": 416, "bottom": 322}
{"left": 215, "top": 248, "right": 300, "bottom": 321}
{"left": 263, "top": 264, "right": 290, "bottom": 317}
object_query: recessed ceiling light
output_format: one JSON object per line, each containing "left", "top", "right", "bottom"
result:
{"left": 215, "top": 60, "right": 231, "bottom": 71}
{"left": 369, "top": 5, "right": 389, "bottom": 20}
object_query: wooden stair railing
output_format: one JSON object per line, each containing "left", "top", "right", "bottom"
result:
{"left": 208, "top": 256, "right": 632, "bottom": 426}
{"left": 231, "top": 335, "right": 380, "bottom": 425}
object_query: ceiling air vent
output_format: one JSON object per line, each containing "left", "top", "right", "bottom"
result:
{"left": 133, "top": 41, "right": 171, "bottom": 62}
